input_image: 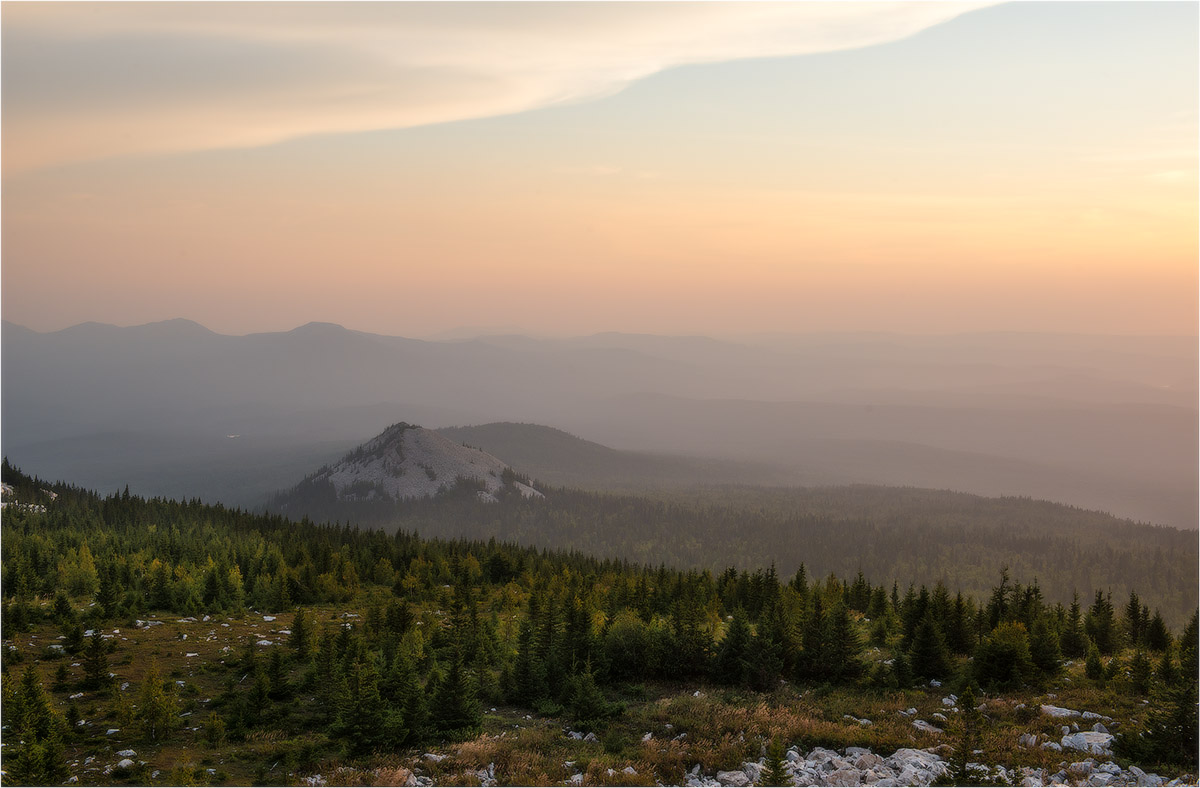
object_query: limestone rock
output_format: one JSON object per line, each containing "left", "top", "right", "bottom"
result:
{"left": 1062, "top": 731, "right": 1114, "bottom": 756}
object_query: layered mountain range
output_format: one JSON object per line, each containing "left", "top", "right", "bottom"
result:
{"left": 3, "top": 319, "right": 1196, "bottom": 528}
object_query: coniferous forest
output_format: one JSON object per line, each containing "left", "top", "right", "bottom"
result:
{"left": 2, "top": 462, "right": 1196, "bottom": 786}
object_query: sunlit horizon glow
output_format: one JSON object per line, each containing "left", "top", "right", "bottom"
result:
{"left": 2, "top": 1, "right": 1196, "bottom": 338}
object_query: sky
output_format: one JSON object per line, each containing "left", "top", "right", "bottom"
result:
{"left": 2, "top": 1, "right": 1196, "bottom": 337}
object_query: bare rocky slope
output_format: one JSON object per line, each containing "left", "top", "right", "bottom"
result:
{"left": 286, "top": 422, "right": 543, "bottom": 505}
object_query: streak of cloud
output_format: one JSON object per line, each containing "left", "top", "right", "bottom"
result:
{"left": 2, "top": 2, "right": 989, "bottom": 172}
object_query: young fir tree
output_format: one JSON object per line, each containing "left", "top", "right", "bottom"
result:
{"left": 290, "top": 607, "right": 312, "bottom": 660}
{"left": 511, "top": 613, "right": 549, "bottom": 704}
{"left": 1145, "top": 611, "right": 1172, "bottom": 653}
{"left": 1060, "top": 592, "right": 1088, "bottom": 659}
{"left": 81, "top": 631, "right": 110, "bottom": 690}
{"left": 7, "top": 666, "right": 69, "bottom": 786}
{"left": 823, "top": 601, "right": 864, "bottom": 682}
{"left": 429, "top": 648, "right": 481, "bottom": 738}
{"left": 909, "top": 611, "right": 952, "bottom": 681}
{"left": 944, "top": 683, "right": 982, "bottom": 786}
{"left": 1125, "top": 591, "right": 1144, "bottom": 647}
{"left": 1085, "top": 590, "right": 1117, "bottom": 654}
{"left": 713, "top": 609, "right": 752, "bottom": 686}
{"left": 1084, "top": 643, "right": 1106, "bottom": 685}
{"left": 891, "top": 651, "right": 914, "bottom": 689}
{"left": 568, "top": 660, "right": 611, "bottom": 728}
{"left": 1155, "top": 643, "right": 1179, "bottom": 686}
{"left": 333, "top": 658, "right": 386, "bottom": 755}
{"left": 761, "top": 737, "right": 789, "bottom": 787}
{"left": 1138, "top": 611, "right": 1199, "bottom": 770}
{"left": 1029, "top": 616, "right": 1063, "bottom": 677}
{"left": 138, "top": 662, "right": 178, "bottom": 742}
{"left": 1130, "top": 650, "right": 1153, "bottom": 695}
{"left": 973, "top": 622, "right": 1033, "bottom": 690}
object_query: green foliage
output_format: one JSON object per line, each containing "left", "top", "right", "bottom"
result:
{"left": 428, "top": 648, "right": 481, "bottom": 739}
{"left": 5, "top": 666, "right": 69, "bottom": 785}
{"left": 909, "top": 612, "right": 952, "bottom": 681}
{"left": 568, "top": 661, "right": 615, "bottom": 728}
{"left": 713, "top": 609, "right": 752, "bottom": 686}
{"left": 1029, "top": 616, "right": 1063, "bottom": 677}
{"left": 138, "top": 662, "right": 179, "bottom": 742}
{"left": 1130, "top": 651, "right": 1153, "bottom": 695}
{"left": 762, "top": 737, "right": 789, "bottom": 787}
{"left": 81, "top": 631, "right": 110, "bottom": 690}
{"left": 973, "top": 622, "right": 1033, "bottom": 690}
{"left": 1085, "top": 644, "right": 1106, "bottom": 685}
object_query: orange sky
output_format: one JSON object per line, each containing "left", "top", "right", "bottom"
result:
{"left": 2, "top": 2, "right": 1196, "bottom": 337}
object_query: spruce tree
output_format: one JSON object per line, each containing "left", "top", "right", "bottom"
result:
{"left": 909, "top": 612, "right": 951, "bottom": 681}
{"left": 429, "top": 648, "right": 481, "bottom": 738}
{"left": 1146, "top": 611, "right": 1171, "bottom": 653}
{"left": 1084, "top": 643, "right": 1106, "bottom": 685}
{"left": 82, "top": 631, "right": 110, "bottom": 690}
{"left": 138, "top": 662, "right": 178, "bottom": 742}
{"left": 1130, "top": 650, "right": 1152, "bottom": 695}
{"left": 762, "top": 737, "right": 789, "bottom": 787}
{"left": 1060, "top": 592, "right": 1088, "bottom": 659}
{"left": 1085, "top": 590, "right": 1117, "bottom": 654}
{"left": 713, "top": 609, "right": 752, "bottom": 686}
{"left": 1029, "top": 616, "right": 1063, "bottom": 677}
{"left": 1156, "top": 643, "right": 1179, "bottom": 686}
{"left": 568, "top": 660, "right": 611, "bottom": 727}
{"left": 334, "top": 658, "right": 386, "bottom": 755}
{"left": 290, "top": 607, "right": 312, "bottom": 660}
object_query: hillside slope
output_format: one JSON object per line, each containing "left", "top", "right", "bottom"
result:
{"left": 436, "top": 422, "right": 793, "bottom": 489}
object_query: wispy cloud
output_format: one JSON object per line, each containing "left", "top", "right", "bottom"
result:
{"left": 2, "top": 2, "right": 988, "bottom": 172}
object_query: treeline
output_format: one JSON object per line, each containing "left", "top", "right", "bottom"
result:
{"left": 270, "top": 481, "right": 1198, "bottom": 627}
{"left": 2, "top": 462, "right": 1197, "bottom": 783}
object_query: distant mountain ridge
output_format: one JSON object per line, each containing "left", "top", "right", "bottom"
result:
{"left": 4, "top": 318, "right": 1196, "bottom": 527}
{"left": 277, "top": 422, "right": 543, "bottom": 511}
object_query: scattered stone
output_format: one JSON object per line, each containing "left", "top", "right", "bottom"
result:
{"left": 715, "top": 770, "right": 750, "bottom": 787}
{"left": 256, "top": 640, "right": 273, "bottom": 646}
{"left": 423, "top": 753, "right": 446, "bottom": 763}
{"left": 942, "top": 696, "right": 957, "bottom": 707}
{"left": 1041, "top": 742, "right": 1062, "bottom": 752}
{"left": 827, "top": 767, "right": 861, "bottom": 786}
{"left": 1041, "top": 704, "right": 1081, "bottom": 718}
{"left": 932, "top": 712, "right": 948, "bottom": 723}
{"left": 116, "top": 750, "right": 136, "bottom": 758}
{"left": 567, "top": 731, "right": 583, "bottom": 740}
{"left": 642, "top": 732, "right": 653, "bottom": 742}
{"left": 622, "top": 766, "right": 637, "bottom": 775}
{"left": 1062, "top": 731, "right": 1114, "bottom": 756}
{"left": 116, "top": 759, "right": 135, "bottom": 771}
{"left": 583, "top": 732, "right": 598, "bottom": 743}
{"left": 912, "top": 719, "right": 943, "bottom": 734}
{"left": 1093, "top": 722, "right": 1109, "bottom": 734}
{"left": 105, "top": 729, "right": 119, "bottom": 735}
{"left": 1019, "top": 733, "right": 1038, "bottom": 748}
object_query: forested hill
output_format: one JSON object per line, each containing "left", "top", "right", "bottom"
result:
{"left": 2, "top": 462, "right": 1198, "bottom": 787}
{"left": 269, "top": 480, "right": 1198, "bottom": 628}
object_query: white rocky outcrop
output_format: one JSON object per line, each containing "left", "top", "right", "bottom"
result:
{"left": 305, "top": 423, "right": 543, "bottom": 503}
{"left": 677, "top": 743, "right": 1176, "bottom": 788}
